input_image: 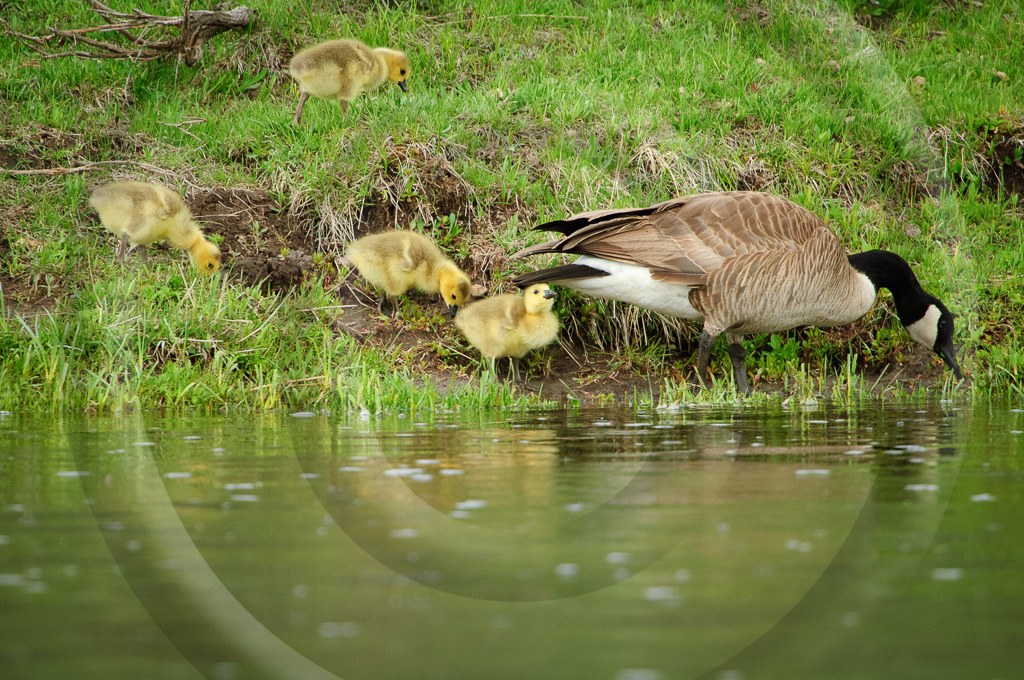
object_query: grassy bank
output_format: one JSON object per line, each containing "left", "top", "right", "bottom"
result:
{"left": 1, "top": 0, "right": 1022, "bottom": 413}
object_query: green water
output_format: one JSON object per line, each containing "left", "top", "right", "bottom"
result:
{"left": 1, "top": 403, "right": 1022, "bottom": 679}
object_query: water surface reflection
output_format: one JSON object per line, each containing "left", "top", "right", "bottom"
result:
{"left": 1, "top": 402, "right": 1021, "bottom": 679}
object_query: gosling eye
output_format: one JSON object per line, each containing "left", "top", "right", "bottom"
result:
{"left": 400, "top": 69, "right": 406, "bottom": 76}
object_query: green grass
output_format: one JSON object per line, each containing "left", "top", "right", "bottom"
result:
{"left": 1, "top": 0, "right": 1023, "bottom": 412}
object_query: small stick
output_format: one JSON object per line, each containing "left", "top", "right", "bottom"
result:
{"left": 3, "top": 159, "right": 177, "bottom": 177}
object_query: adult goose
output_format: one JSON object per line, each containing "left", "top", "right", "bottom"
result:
{"left": 511, "top": 191, "right": 962, "bottom": 393}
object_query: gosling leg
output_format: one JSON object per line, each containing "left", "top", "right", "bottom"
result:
{"left": 376, "top": 292, "right": 394, "bottom": 317}
{"left": 727, "top": 340, "right": 751, "bottom": 394}
{"left": 695, "top": 329, "right": 718, "bottom": 386}
{"left": 117, "top": 233, "right": 129, "bottom": 262}
{"left": 293, "top": 91, "right": 309, "bottom": 126}
{"left": 340, "top": 100, "right": 348, "bottom": 116}
{"left": 510, "top": 357, "right": 523, "bottom": 386}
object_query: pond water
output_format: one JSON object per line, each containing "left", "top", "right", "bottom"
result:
{"left": 1, "top": 402, "right": 1022, "bottom": 680}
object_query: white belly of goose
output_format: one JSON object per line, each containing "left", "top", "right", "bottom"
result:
{"left": 560, "top": 256, "right": 703, "bottom": 320}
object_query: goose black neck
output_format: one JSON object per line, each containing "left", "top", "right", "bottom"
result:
{"left": 848, "top": 250, "right": 933, "bottom": 326}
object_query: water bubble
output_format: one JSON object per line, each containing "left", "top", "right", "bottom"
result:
{"left": 230, "top": 495, "right": 259, "bottom": 502}
{"left": 674, "top": 569, "right": 691, "bottom": 582}
{"left": 605, "top": 552, "right": 630, "bottom": 564}
{"left": 410, "top": 474, "right": 433, "bottom": 482}
{"left": 318, "top": 621, "right": 361, "bottom": 639}
{"left": 555, "top": 563, "right": 579, "bottom": 579}
{"left": 224, "top": 483, "right": 256, "bottom": 490}
{"left": 292, "top": 584, "right": 309, "bottom": 598}
{"left": 449, "top": 510, "right": 472, "bottom": 519}
{"left": 163, "top": 472, "right": 191, "bottom": 479}
{"left": 416, "top": 459, "right": 441, "bottom": 465}
{"left": 643, "top": 586, "right": 680, "bottom": 603}
{"left": 300, "top": 473, "right": 319, "bottom": 479}
{"left": 565, "top": 503, "right": 586, "bottom": 512}
{"left": 931, "top": 568, "right": 963, "bottom": 581}
{"left": 844, "top": 450, "right": 865, "bottom": 456}
{"left": 970, "top": 493, "right": 996, "bottom": 502}
{"left": 616, "top": 670, "right": 664, "bottom": 680}
{"left": 55, "top": 471, "right": 90, "bottom": 478}
{"left": 439, "top": 469, "right": 464, "bottom": 476}
{"left": 455, "top": 499, "right": 487, "bottom": 510}
{"left": 384, "top": 468, "right": 423, "bottom": 477}
{"left": 338, "top": 466, "right": 363, "bottom": 472}
{"left": 390, "top": 529, "right": 419, "bottom": 539}
{"left": 795, "top": 469, "right": 830, "bottom": 476}
{"left": 905, "top": 484, "right": 938, "bottom": 492}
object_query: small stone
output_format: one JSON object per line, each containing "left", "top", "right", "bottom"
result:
{"left": 994, "top": 71, "right": 1008, "bottom": 83}
{"left": 827, "top": 60, "right": 840, "bottom": 72}
{"left": 913, "top": 76, "right": 926, "bottom": 87}
{"left": 754, "top": 58, "right": 766, "bottom": 66}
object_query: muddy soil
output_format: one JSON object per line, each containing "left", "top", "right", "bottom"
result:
{"left": 188, "top": 187, "right": 316, "bottom": 293}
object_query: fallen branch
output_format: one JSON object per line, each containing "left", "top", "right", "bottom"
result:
{"left": 2, "top": 1, "right": 254, "bottom": 66}
{"left": 2, "top": 159, "right": 176, "bottom": 178}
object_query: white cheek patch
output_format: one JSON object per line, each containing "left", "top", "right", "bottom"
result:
{"left": 906, "top": 304, "right": 941, "bottom": 349}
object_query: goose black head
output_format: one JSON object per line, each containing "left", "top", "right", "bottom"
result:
{"left": 904, "top": 297, "right": 963, "bottom": 380}
{"left": 848, "top": 250, "right": 963, "bottom": 380}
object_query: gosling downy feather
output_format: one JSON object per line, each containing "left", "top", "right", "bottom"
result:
{"left": 345, "top": 230, "right": 471, "bottom": 317}
{"left": 289, "top": 39, "right": 410, "bottom": 125}
{"left": 89, "top": 181, "right": 221, "bottom": 275}
{"left": 454, "top": 283, "right": 559, "bottom": 385}
{"left": 511, "top": 191, "right": 961, "bottom": 392}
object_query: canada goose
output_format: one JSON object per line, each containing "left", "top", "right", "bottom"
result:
{"left": 288, "top": 39, "right": 411, "bottom": 125}
{"left": 511, "top": 191, "right": 962, "bottom": 393}
{"left": 89, "top": 181, "right": 221, "bottom": 275}
{"left": 454, "top": 283, "right": 559, "bottom": 385}
{"left": 345, "top": 230, "right": 471, "bottom": 317}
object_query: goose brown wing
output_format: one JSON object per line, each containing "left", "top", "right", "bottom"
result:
{"left": 513, "top": 192, "right": 829, "bottom": 283}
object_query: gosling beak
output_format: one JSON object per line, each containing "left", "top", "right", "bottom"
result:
{"left": 936, "top": 340, "right": 963, "bottom": 380}
{"left": 542, "top": 289, "right": 556, "bottom": 300}
{"left": 448, "top": 305, "right": 458, "bottom": 319}
{"left": 398, "top": 80, "right": 408, "bottom": 93}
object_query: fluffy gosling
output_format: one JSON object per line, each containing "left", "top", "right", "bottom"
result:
{"left": 288, "top": 39, "right": 411, "bottom": 125}
{"left": 89, "top": 181, "right": 221, "bottom": 275}
{"left": 454, "top": 283, "right": 559, "bottom": 386}
{"left": 345, "top": 230, "right": 471, "bottom": 317}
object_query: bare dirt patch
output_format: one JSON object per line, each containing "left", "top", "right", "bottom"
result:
{"left": 0, "top": 234, "right": 59, "bottom": 316}
{"left": 188, "top": 187, "right": 316, "bottom": 292}
{"left": 984, "top": 128, "right": 1024, "bottom": 196}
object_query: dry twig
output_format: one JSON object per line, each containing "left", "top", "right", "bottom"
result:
{"left": 2, "top": 1, "right": 254, "bottom": 66}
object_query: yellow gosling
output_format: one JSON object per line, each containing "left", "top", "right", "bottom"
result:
{"left": 89, "top": 181, "right": 221, "bottom": 275}
{"left": 288, "top": 39, "right": 410, "bottom": 125}
{"left": 345, "top": 230, "right": 471, "bottom": 317}
{"left": 454, "top": 283, "right": 559, "bottom": 385}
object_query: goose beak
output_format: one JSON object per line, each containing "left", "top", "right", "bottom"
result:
{"left": 936, "top": 341, "right": 963, "bottom": 380}
{"left": 398, "top": 80, "right": 408, "bottom": 93}
{"left": 448, "top": 304, "right": 458, "bottom": 319}
{"left": 542, "top": 289, "right": 556, "bottom": 300}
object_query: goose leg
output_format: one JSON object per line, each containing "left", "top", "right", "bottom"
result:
{"left": 727, "top": 339, "right": 751, "bottom": 394}
{"left": 117, "top": 233, "right": 129, "bottom": 262}
{"left": 695, "top": 329, "right": 718, "bottom": 386}
{"left": 293, "top": 92, "right": 309, "bottom": 126}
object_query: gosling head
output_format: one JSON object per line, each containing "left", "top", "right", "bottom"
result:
{"left": 191, "top": 237, "right": 222, "bottom": 276}
{"left": 903, "top": 296, "right": 962, "bottom": 380}
{"left": 439, "top": 265, "right": 472, "bottom": 318}
{"left": 376, "top": 48, "right": 411, "bottom": 92}
{"left": 523, "top": 283, "right": 557, "bottom": 314}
